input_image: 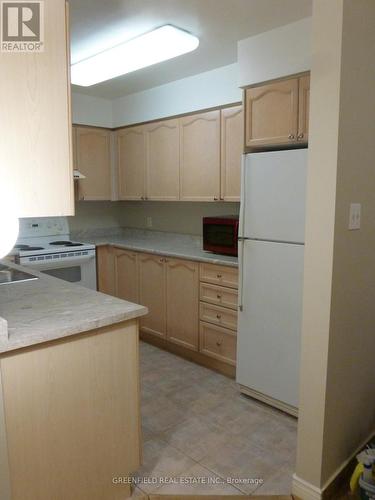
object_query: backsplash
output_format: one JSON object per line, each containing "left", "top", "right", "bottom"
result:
{"left": 69, "top": 201, "right": 240, "bottom": 236}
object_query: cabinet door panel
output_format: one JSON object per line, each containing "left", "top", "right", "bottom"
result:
{"left": 76, "top": 127, "right": 111, "bottom": 201}
{"left": 138, "top": 254, "right": 166, "bottom": 338}
{"left": 97, "top": 246, "right": 116, "bottom": 296}
{"left": 221, "top": 106, "right": 243, "bottom": 201}
{"left": 114, "top": 248, "right": 138, "bottom": 303}
{"left": 298, "top": 75, "right": 310, "bottom": 143}
{"left": 245, "top": 78, "right": 299, "bottom": 148}
{"left": 166, "top": 258, "right": 199, "bottom": 351}
{"left": 0, "top": 0, "right": 73, "bottom": 218}
{"left": 180, "top": 111, "right": 220, "bottom": 201}
{"left": 117, "top": 127, "right": 146, "bottom": 200}
{"left": 146, "top": 119, "right": 179, "bottom": 200}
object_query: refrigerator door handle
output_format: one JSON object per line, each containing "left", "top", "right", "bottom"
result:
{"left": 239, "top": 154, "right": 247, "bottom": 239}
{"left": 238, "top": 238, "right": 245, "bottom": 311}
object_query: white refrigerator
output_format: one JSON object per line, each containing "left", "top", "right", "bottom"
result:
{"left": 236, "top": 149, "right": 307, "bottom": 415}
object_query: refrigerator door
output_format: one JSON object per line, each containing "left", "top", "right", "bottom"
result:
{"left": 241, "top": 149, "right": 307, "bottom": 243}
{"left": 236, "top": 239, "right": 304, "bottom": 409}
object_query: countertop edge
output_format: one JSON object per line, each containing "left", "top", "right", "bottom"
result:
{"left": 0, "top": 304, "right": 148, "bottom": 355}
{"left": 94, "top": 240, "right": 239, "bottom": 268}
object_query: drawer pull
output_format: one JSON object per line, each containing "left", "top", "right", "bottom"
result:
{"left": 216, "top": 340, "right": 223, "bottom": 347}
{"left": 217, "top": 274, "right": 222, "bottom": 278}
{"left": 216, "top": 294, "right": 222, "bottom": 299}
{"left": 216, "top": 314, "right": 222, "bottom": 319}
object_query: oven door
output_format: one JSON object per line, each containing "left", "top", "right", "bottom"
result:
{"left": 22, "top": 255, "right": 97, "bottom": 290}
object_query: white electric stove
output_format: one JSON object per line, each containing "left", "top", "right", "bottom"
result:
{"left": 13, "top": 217, "right": 97, "bottom": 290}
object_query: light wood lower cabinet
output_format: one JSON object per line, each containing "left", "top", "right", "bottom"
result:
{"left": 200, "top": 322, "right": 237, "bottom": 366}
{"left": 138, "top": 253, "right": 167, "bottom": 338}
{"left": 199, "top": 262, "right": 239, "bottom": 289}
{"left": 114, "top": 248, "right": 139, "bottom": 303}
{"left": 96, "top": 245, "right": 116, "bottom": 296}
{"left": 96, "top": 246, "right": 238, "bottom": 372}
{"left": 199, "top": 282, "right": 238, "bottom": 310}
{"left": 200, "top": 302, "right": 238, "bottom": 331}
{"left": 166, "top": 258, "right": 199, "bottom": 351}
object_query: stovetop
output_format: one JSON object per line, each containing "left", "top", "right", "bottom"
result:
{"left": 13, "top": 240, "right": 95, "bottom": 257}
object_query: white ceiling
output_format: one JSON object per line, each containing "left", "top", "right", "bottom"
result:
{"left": 70, "top": 0, "right": 312, "bottom": 99}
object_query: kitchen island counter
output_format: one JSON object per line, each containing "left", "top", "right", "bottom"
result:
{"left": 0, "top": 261, "right": 146, "bottom": 500}
{"left": 0, "top": 261, "right": 147, "bottom": 353}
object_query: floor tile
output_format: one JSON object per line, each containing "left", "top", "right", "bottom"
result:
{"left": 133, "top": 437, "right": 196, "bottom": 493}
{"left": 137, "top": 342, "right": 296, "bottom": 497}
{"left": 160, "top": 415, "right": 229, "bottom": 462}
{"left": 155, "top": 462, "right": 246, "bottom": 496}
{"left": 199, "top": 436, "right": 288, "bottom": 494}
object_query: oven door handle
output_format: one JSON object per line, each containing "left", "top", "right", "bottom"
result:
{"left": 21, "top": 255, "right": 96, "bottom": 271}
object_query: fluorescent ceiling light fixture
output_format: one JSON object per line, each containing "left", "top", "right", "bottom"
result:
{"left": 71, "top": 25, "right": 199, "bottom": 87}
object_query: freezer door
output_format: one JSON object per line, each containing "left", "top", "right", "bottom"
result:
{"left": 236, "top": 239, "right": 304, "bottom": 408}
{"left": 241, "top": 149, "right": 307, "bottom": 243}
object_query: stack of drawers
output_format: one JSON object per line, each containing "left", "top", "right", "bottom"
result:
{"left": 199, "top": 262, "right": 238, "bottom": 366}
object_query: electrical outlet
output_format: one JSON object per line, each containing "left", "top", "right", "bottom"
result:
{"left": 348, "top": 203, "right": 361, "bottom": 230}
{"left": 146, "top": 216, "right": 153, "bottom": 228}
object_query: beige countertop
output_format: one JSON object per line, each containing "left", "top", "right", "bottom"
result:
{"left": 0, "top": 261, "right": 147, "bottom": 354}
{"left": 75, "top": 228, "right": 239, "bottom": 267}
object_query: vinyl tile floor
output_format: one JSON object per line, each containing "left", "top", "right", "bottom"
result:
{"left": 131, "top": 341, "right": 298, "bottom": 497}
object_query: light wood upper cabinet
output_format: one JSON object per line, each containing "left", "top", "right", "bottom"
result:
{"left": 146, "top": 119, "right": 180, "bottom": 201}
{"left": 245, "top": 78, "right": 299, "bottom": 148}
{"left": 96, "top": 246, "right": 116, "bottom": 296}
{"left": 298, "top": 75, "right": 310, "bottom": 143}
{"left": 166, "top": 258, "right": 199, "bottom": 351}
{"left": 221, "top": 106, "right": 243, "bottom": 201}
{"left": 0, "top": 0, "right": 73, "bottom": 218}
{"left": 138, "top": 253, "right": 167, "bottom": 338}
{"left": 114, "top": 248, "right": 139, "bottom": 303}
{"left": 117, "top": 126, "right": 146, "bottom": 200}
{"left": 180, "top": 110, "right": 221, "bottom": 201}
{"left": 75, "top": 127, "right": 112, "bottom": 201}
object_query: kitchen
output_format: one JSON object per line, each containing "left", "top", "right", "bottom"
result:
{"left": 1, "top": 1, "right": 375, "bottom": 500}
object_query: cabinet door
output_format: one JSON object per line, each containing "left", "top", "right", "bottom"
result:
{"left": 0, "top": 0, "right": 73, "bottom": 218}
{"left": 180, "top": 110, "right": 221, "bottom": 201}
{"left": 166, "top": 258, "right": 199, "bottom": 351}
{"left": 221, "top": 105, "right": 243, "bottom": 201}
{"left": 138, "top": 254, "right": 166, "bottom": 338}
{"left": 245, "top": 78, "right": 299, "bottom": 148}
{"left": 117, "top": 126, "right": 146, "bottom": 200}
{"left": 75, "top": 127, "right": 111, "bottom": 201}
{"left": 146, "top": 119, "right": 180, "bottom": 200}
{"left": 96, "top": 246, "right": 116, "bottom": 296}
{"left": 298, "top": 75, "right": 310, "bottom": 143}
{"left": 114, "top": 248, "right": 139, "bottom": 303}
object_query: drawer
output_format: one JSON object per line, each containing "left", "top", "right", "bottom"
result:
{"left": 200, "top": 282, "right": 238, "bottom": 310}
{"left": 200, "top": 262, "right": 238, "bottom": 289}
{"left": 199, "top": 302, "right": 237, "bottom": 331}
{"left": 200, "top": 321, "right": 236, "bottom": 366}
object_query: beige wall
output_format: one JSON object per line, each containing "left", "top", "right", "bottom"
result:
{"left": 69, "top": 201, "right": 239, "bottom": 236}
{"left": 295, "top": 0, "right": 375, "bottom": 494}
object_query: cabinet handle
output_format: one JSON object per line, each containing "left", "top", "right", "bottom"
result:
{"left": 297, "top": 133, "right": 304, "bottom": 140}
{"left": 216, "top": 340, "right": 223, "bottom": 347}
{"left": 217, "top": 274, "right": 222, "bottom": 279}
{"left": 288, "top": 134, "right": 295, "bottom": 140}
{"left": 217, "top": 294, "right": 222, "bottom": 299}
{"left": 140, "top": 196, "right": 144, "bottom": 200}
{"left": 214, "top": 197, "right": 219, "bottom": 201}
{"left": 220, "top": 197, "right": 224, "bottom": 201}
{"left": 216, "top": 314, "right": 222, "bottom": 319}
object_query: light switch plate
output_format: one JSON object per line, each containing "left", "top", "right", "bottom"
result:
{"left": 348, "top": 203, "right": 361, "bottom": 230}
